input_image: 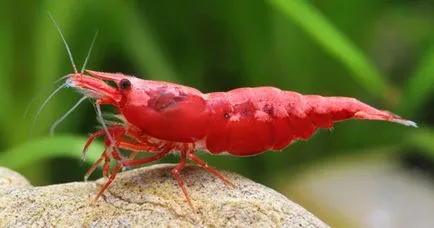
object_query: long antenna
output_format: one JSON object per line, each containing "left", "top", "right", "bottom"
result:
{"left": 48, "top": 12, "right": 78, "bottom": 74}
{"left": 48, "top": 31, "right": 98, "bottom": 135}
{"left": 24, "top": 75, "right": 68, "bottom": 118}
{"left": 81, "top": 30, "right": 99, "bottom": 73}
{"left": 29, "top": 13, "right": 76, "bottom": 137}
{"left": 30, "top": 82, "right": 67, "bottom": 136}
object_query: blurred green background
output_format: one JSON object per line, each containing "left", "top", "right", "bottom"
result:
{"left": 1, "top": 0, "right": 434, "bottom": 226}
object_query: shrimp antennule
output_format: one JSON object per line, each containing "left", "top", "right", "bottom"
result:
{"left": 50, "top": 96, "right": 88, "bottom": 135}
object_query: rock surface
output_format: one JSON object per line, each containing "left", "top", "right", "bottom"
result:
{"left": 0, "top": 164, "right": 328, "bottom": 227}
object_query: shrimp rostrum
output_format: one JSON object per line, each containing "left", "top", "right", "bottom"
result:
{"left": 66, "top": 70, "right": 416, "bottom": 210}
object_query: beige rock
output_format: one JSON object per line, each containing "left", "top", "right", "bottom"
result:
{"left": 0, "top": 167, "right": 31, "bottom": 189}
{"left": 0, "top": 164, "right": 328, "bottom": 227}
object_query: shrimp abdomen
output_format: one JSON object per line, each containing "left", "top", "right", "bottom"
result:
{"left": 204, "top": 87, "right": 416, "bottom": 156}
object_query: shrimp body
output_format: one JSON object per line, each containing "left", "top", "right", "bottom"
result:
{"left": 71, "top": 70, "right": 415, "bottom": 155}
{"left": 68, "top": 70, "right": 415, "bottom": 209}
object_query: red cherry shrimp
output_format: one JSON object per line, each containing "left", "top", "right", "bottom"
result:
{"left": 42, "top": 14, "right": 417, "bottom": 212}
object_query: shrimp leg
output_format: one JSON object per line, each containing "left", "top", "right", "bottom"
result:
{"left": 84, "top": 130, "right": 158, "bottom": 180}
{"left": 171, "top": 147, "right": 194, "bottom": 211}
{"left": 93, "top": 143, "right": 174, "bottom": 201}
{"left": 188, "top": 152, "right": 235, "bottom": 188}
{"left": 82, "top": 125, "right": 125, "bottom": 160}
{"left": 118, "top": 144, "right": 198, "bottom": 211}
{"left": 84, "top": 152, "right": 104, "bottom": 181}
{"left": 119, "top": 144, "right": 173, "bottom": 167}
{"left": 94, "top": 163, "right": 122, "bottom": 201}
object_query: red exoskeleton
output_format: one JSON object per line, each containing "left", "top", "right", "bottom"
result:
{"left": 44, "top": 14, "right": 416, "bottom": 211}
{"left": 67, "top": 70, "right": 416, "bottom": 210}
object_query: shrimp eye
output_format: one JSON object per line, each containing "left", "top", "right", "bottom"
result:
{"left": 119, "top": 79, "right": 131, "bottom": 90}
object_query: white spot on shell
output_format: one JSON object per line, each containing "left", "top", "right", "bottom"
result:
{"left": 254, "top": 111, "right": 271, "bottom": 122}
{"left": 229, "top": 114, "right": 241, "bottom": 122}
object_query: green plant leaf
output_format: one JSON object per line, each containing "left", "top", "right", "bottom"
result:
{"left": 0, "top": 15, "right": 12, "bottom": 122}
{"left": 407, "top": 128, "right": 434, "bottom": 158}
{"left": 0, "top": 136, "right": 103, "bottom": 169}
{"left": 109, "top": 2, "right": 179, "bottom": 82}
{"left": 398, "top": 42, "right": 434, "bottom": 116}
{"left": 266, "top": 0, "right": 390, "bottom": 98}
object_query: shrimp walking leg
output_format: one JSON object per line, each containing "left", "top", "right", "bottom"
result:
{"left": 129, "top": 150, "right": 138, "bottom": 159}
{"left": 93, "top": 139, "right": 168, "bottom": 200}
{"left": 188, "top": 152, "right": 235, "bottom": 188}
{"left": 102, "top": 150, "right": 111, "bottom": 177}
{"left": 119, "top": 138, "right": 160, "bottom": 153}
{"left": 83, "top": 125, "right": 160, "bottom": 158}
{"left": 94, "top": 163, "right": 122, "bottom": 201}
{"left": 122, "top": 150, "right": 139, "bottom": 172}
{"left": 119, "top": 144, "right": 173, "bottom": 167}
{"left": 82, "top": 125, "right": 125, "bottom": 159}
{"left": 84, "top": 154, "right": 104, "bottom": 181}
{"left": 83, "top": 126, "right": 160, "bottom": 178}
{"left": 171, "top": 146, "right": 194, "bottom": 210}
